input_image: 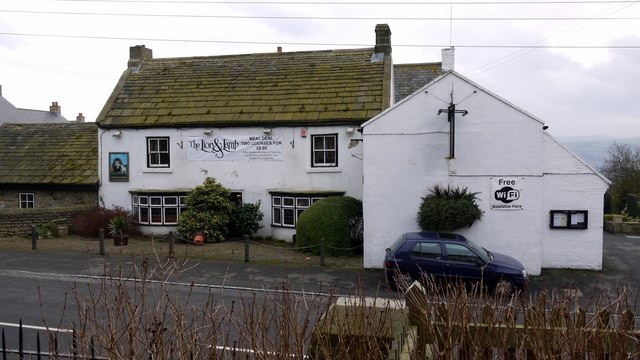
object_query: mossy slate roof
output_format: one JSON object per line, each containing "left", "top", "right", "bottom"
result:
{"left": 97, "top": 48, "right": 387, "bottom": 128}
{"left": 394, "top": 63, "right": 442, "bottom": 103}
{"left": 0, "top": 122, "right": 98, "bottom": 185}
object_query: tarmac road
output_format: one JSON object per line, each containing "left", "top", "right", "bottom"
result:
{"left": 0, "top": 230, "right": 637, "bottom": 305}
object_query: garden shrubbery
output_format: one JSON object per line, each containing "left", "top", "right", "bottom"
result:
{"left": 417, "top": 184, "right": 483, "bottom": 231}
{"left": 295, "top": 196, "right": 363, "bottom": 257}
{"left": 73, "top": 206, "right": 133, "bottom": 237}
{"left": 177, "top": 177, "right": 235, "bottom": 243}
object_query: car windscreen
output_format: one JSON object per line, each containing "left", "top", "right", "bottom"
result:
{"left": 465, "top": 238, "right": 491, "bottom": 262}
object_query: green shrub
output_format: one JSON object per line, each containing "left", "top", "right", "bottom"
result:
{"left": 417, "top": 184, "right": 483, "bottom": 231}
{"left": 295, "top": 196, "right": 363, "bottom": 257}
{"left": 37, "top": 221, "right": 60, "bottom": 238}
{"left": 177, "top": 177, "right": 234, "bottom": 242}
{"left": 230, "top": 201, "right": 264, "bottom": 237}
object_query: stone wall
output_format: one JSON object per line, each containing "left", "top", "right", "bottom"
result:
{"left": 0, "top": 205, "right": 94, "bottom": 238}
{"left": 605, "top": 219, "right": 640, "bottom": 235}
{"left": 0, "top": 188, "right": 97, "bottom": 209}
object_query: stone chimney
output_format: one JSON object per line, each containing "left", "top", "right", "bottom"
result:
{"left": 442, "top": 47, "right": 455, "bottom": 71}
{"left": 76, "top": 113, "right": 85, "bottom": 123}
{"left": 374, "top": 24, "right": 392, "bottom": 54}
{"left": 0, "top": 85, "right": 2, "bottom": 97}
{"left": 128, "top": 45, "right": 153, "bottom": 68}
{"left": 50, "top": 101, "right": 61, "bottom": 114}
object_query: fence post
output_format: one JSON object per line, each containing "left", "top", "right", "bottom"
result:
{"left": 99, "top": 229, "right": 105, "bottom": 256}
{"left": 31, "top": 226, "right": 37, "bottom": 250}
{"left": 320, "top": 238, "right": 325, "bottom": 266}
{"left": 169, "top": 231, "right": 175, "bottom": 258}
{"left": 244, "top": 235, "right": 250, "bottom": 262}
{"left": 18, "top": 319, "right": 23, "bottom": 360}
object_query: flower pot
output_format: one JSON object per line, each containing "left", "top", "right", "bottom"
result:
{"left": 113, "top": 234, "right": 129, "bottom": 246}
{"left": 193, "top": 232, "right": 205, "bottom": 245}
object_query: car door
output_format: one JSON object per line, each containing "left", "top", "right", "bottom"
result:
{"left": 407, "top": 241, "right": 447, "bottom": 282}
{"left": 443, "top": 243, "right": 484, "bottom": 284}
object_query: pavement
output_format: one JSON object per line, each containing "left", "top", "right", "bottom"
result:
{"left": 0, "top": 231, "right": 637, "bottom": 297}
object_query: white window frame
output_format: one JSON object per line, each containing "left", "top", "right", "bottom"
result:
{"left": 270, "top": 194, "right": 334, "bottom": 228}
{"left": 147, "top": 137, "right": 170, "bottom": 168}
{"left": 19, "top": 193, "right": 35, "bottom": 209}
{"left": 132, "top": 193, "right": 186, "bottom": 225}
{"left": 311, "top": 134, "right": 338, "bottom": 167}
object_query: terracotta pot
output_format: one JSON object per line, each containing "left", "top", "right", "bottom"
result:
{"left": 193, "top": 232, "right": 205, "bottom": 245}
{"left": 113, "top": 235, "right": 129, "bottom": 246}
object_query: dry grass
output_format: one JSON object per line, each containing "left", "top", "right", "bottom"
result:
{"left": 0, "top": 234, "right": 364, "bottom": 269}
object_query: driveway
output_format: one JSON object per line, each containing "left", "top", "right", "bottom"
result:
{"left": 529, "top": 231, "right": 639, "bottom": 293}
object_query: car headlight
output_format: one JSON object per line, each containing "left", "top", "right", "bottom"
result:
{"left": 522, "top": 269, "right": 528, "bottom": 278}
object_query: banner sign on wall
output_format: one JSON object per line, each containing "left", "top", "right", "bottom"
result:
{"left": 491, "top": 177, "right": 523, "bottom": 210}
{"left": 187, "top": 135, "right": 284, "bottom": 161}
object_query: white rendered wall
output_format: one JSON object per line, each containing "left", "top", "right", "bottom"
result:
{"left": 541, "top": 135, "right": 608, "bottom": 269}
{"left": 99, "top": 125, "right": 364, "bottom": 239}
{"left": 362, "top": 72, "right": 607, "bottom": 274}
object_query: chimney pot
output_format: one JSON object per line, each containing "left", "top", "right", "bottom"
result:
{"left": 128, "top": 45, "right": 153, "bottom": 68}
{"left": 442, "top": 47, "right": 455, "bottom": 71}
{"left": 50, "top": 101, "right": 61, "bottom": 114}
{"left": 76, "top": 113, "right": 85, "bottom": 123}
{"left": 277, "top": 46, "right": 282, "bottom": 53}
{"left": 374, "top": 24, "right": 392, "bottom": 54}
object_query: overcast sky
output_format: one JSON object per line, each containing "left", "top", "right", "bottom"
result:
{"left": 0, "top": 0, "right": 638, "bottom": 138}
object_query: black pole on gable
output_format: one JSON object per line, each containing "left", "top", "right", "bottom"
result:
{"left": 437, "top": 87, "right": 475, "bottom": 159}
{"left": 438, "top": 102, "right": 468, "bottom": 159}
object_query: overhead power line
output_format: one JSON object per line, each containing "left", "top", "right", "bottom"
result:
{"left": 2, "top": 9, "right": 639, "bottom": 20}
{"left": 1, "top": 31, "right": 638, "bottom": 48}
{"left": 52, "top": 0, "right": 640, "bottom": 5}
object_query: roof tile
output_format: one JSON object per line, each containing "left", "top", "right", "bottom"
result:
{"left": 97, "top": 48, "right": 386, "bottom": 128}
{"left": 0, "top": 123, "right": 98, "bottom": 185}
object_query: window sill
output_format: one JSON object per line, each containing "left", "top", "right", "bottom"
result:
{"left": 143, "top": 168, "right": 172, "bottom": 174}
{"left": 306, "top": 166, "right": 342, "bottom": 173}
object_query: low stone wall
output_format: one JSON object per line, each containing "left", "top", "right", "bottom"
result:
{"left": 605, "top": 215, "right": 640, "bottom": 235}
{"left": 0, "top": 205, "right": 93, "bottom": 238}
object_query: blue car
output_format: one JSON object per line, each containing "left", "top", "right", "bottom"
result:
{"left": 384, "top": 232, "right": 528, "bottom": 294}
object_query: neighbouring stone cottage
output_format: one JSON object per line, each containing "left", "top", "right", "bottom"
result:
{"left": 0, "top": 122, "right": 99, "bottom": 236}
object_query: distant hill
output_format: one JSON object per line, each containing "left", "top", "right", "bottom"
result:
{"left": 556, "top": 136, "right": 640, "bottom": 172}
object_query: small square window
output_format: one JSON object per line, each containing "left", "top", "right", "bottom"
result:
{"left": 311, "top": 134, "right": 338, "bottom": 167}
{"left": 147, "top": 137, "right": 170, "bottom": 168}
{"left": 19, "top": 193, "right": 35, "bottom": 209}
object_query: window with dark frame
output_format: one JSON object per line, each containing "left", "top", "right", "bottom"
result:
{"left": 147, "top": 137, "right": 170, "bottom": 168}
{"left": 19, "top": 193, "right": 35, "bottom": 209}
{"left": 549, "top": 210, "right": 588, "bottom": 229}
{"left": 311, "top": 134, "right": 338, "bottom": 167}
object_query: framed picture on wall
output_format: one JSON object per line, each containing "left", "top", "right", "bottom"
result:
{"left": 109, "top": 152, "right": 129, "bottom": 182}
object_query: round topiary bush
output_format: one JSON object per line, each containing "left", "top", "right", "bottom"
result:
{"left": 177, "top": 177, "right": 234, "bottom": 242}
{"left": 417, "top": 184, "right": 483, "bottom": 231}
{"left": 295, "top": 196, "right": 363, "bottom": 257}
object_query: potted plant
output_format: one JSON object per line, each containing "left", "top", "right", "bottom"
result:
{"left": 108, "top": 215, "right": 129, "bottom": 246}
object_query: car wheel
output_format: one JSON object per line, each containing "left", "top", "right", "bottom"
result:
{"left": 494, "top": 278, "right": 516, "bottom": 297}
